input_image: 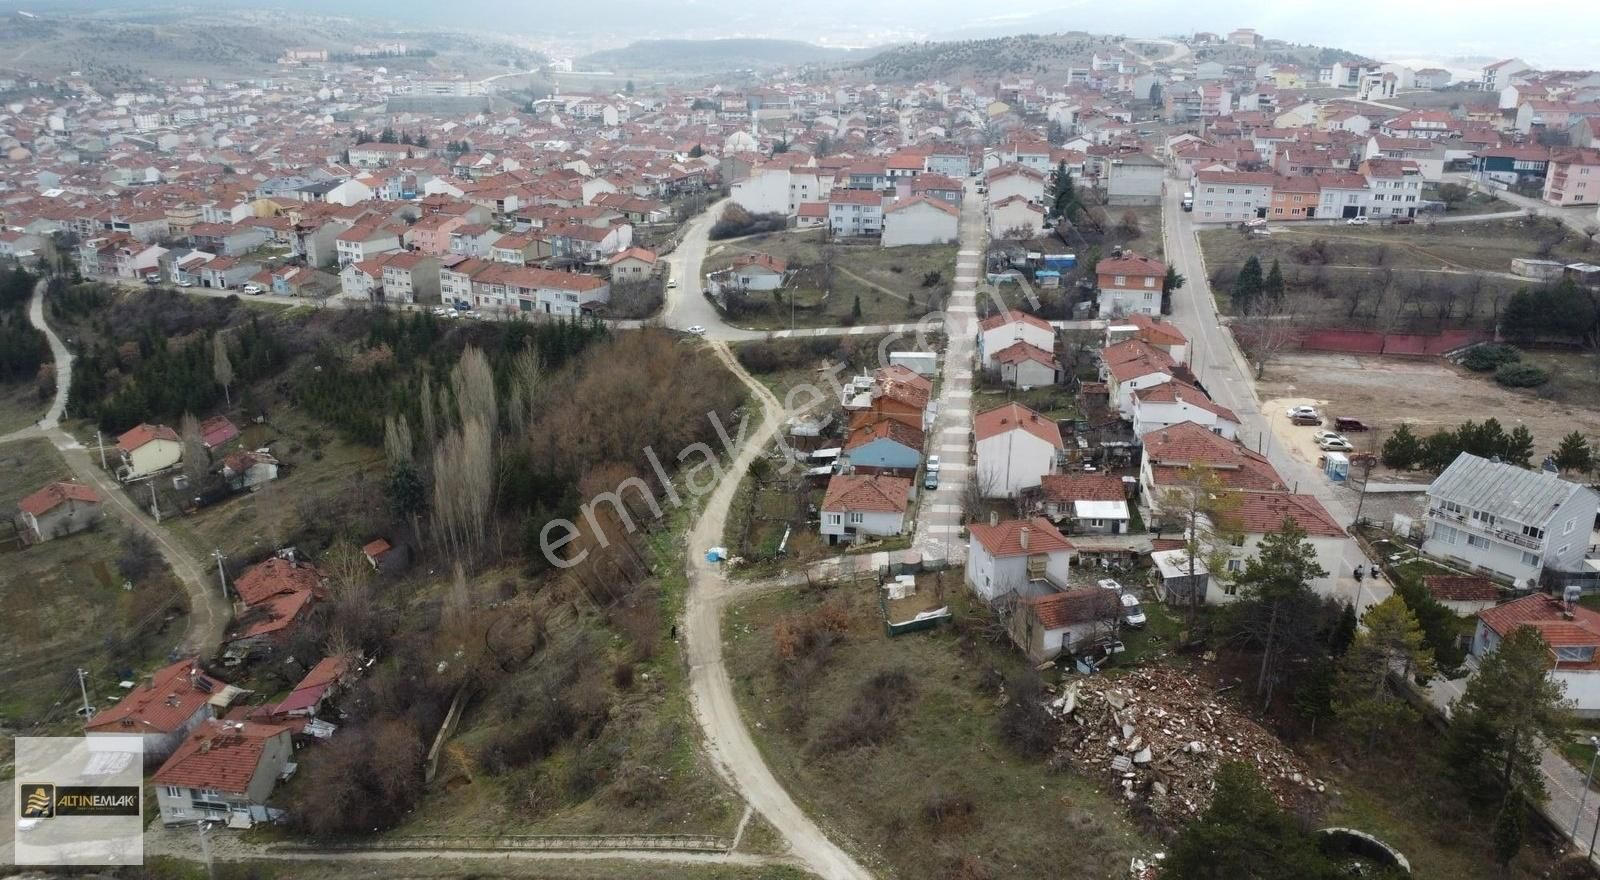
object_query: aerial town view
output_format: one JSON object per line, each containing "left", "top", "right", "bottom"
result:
{"left": 1, "top": 1, "right": 1600, "bottom": 877}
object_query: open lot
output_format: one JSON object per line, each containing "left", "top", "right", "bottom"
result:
{"left": 1200, "top": 217, "right": 1597, "bottom": 325}
{"left": 0, "top": 380, "right": 43, "bottom": 436}
{"left": 0, "top": 438, "right": 189, "bottom": 728}
{"left": 1258, "top": 350, "right": 1600, "bottom": 479}
{"left": 707, "top": 231, "right": 956, "bottom": 329}
{"left": 724, "top": 580, "right": 1152, "bottom": 879}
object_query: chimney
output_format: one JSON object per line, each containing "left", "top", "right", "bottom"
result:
{"left": 1019, "top": 526, "right": 1030, "bottom": 550}
{"left": 989, "top": 510, "right": 999, "bottom": 527}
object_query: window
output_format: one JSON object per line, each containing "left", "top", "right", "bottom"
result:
{"left": 826, "top": 513, "right": 841, "bottom": 525}
{"left": 1522, "top": 524, "right": 1544, "bottom": 540}
{"left": 1225, "top": 558, "right": 1243, "bottom": 573}
{"left": 1566, "top": 518, "right": 1576, "bottom": 535}
{"left": 1087, "top": 519, "right": 1104, "bottom": 528}
{"left": 163, "top": 786, "right": 184, "bottom": 798}
{"left": 1467, "top": 533, "right": 1490, "bottom": 549}
{"left": 1471, "top": 510, "right": 1496, "bottom": 527}
{"left": 1522, "top": 551, "right": 1539, "bottom": 567}
{"left": 1114, "top": 275, "right": 1126, "bottom": 286}
{"left": 849, "top": 512, "right": 864, "bottom": 524}
{"left": 1438, "top": 500, "right": 1462, "bottom": 515}
{"left": 1144, "top": 277, "right": 1156, "bottom": 288}
{"left": 1557, "top": 646, "right": 1597, "bottom": 663}
{"left": 1559, "top": 544, "right": 1572, "bottom": 556}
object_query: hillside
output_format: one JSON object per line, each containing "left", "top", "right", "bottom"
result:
{"left": 578, "top": 38, "right": 876, "bottom": 73}
{"left": 844, "top": 32, "right": 1119, "bottom": 82}
{"left": 0, "top": 8, "right": 539, "bottom": 80}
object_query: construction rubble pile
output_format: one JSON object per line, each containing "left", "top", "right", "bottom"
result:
{"left": 1045, "top": 665, "right": 1324, "bottom": 826}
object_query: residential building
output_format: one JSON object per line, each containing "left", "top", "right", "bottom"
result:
{"left": 334, "top": 224, "right": 402, "bottom": 267}
{"left": 974, "top": 402, "right": 1062, "bottom": 498}
{"left": 988, "top": 195, "right": 1045, "bottom": 240}
{"left": 471, "top": 264, "right": 611, "bottom": 317}
{"left": 1130, "top": 380, "right": 1241, "bottom": 440}
{"left": 1190, "top": 169, "right": 1274, "bottom": 223}
{"left": 221, "top": 451, "right": 279, "bottom": 491}
{"left": 828, "top": 188, "right": 885, "bottom": 237}
{"left": 1105, "top": 152, "right": 1165, "bottom": 206}
{"left": 116, "top": 423, "right": 182, "bottom": 481}
{"left": 85, "top": 658, "right": 223, "bottom": 761}
{"left": 726, "top": 253, "right": 787, "bottom": 290}
{"left": 1360, "top": 158, "right": 1423, "bottom": 218}
{"left": 1104, "top": 313, "right": 1189, "bottom": 365}
{"left": 1009, "top": 589, "right": 1122, "bottom": 663}
{"left": 152, "top": 720, "right": 294, "bottom": 826}
{"left": 1095, "top": 250, "right": 1167, "bottom": 319}
{"left": 881, "top": 196, "right": 958, "bottom": 247}
{"left": 819, "top": 474, "right": 911, "bottom": 545}
{"left": 1037, "top": 473, "right": 1131, "bottom": 534}
{"left": 380, "top": 251, "right": 441, "bottom": 304}
{"left": 993, "top": 341, "right": 1061, "bottom": 388}
{"left": 1473, "top": 594, "right": 1600, "bottom": 716}
{"left": 966, "top": 516, "right": 1075, "bottom": 602}
{"left": 1544, "top": 148, "right": 1600, "bottom": 207}
{"left": 1268, "top": 175, "right": 1321, "bottom": 220}
{"left": 1422, "top": 453, "right": 1600, "bottom": 586}
{"left": 1103, "top": 340, "right": 1178, "bottom": 418}
{"left": 1423, "top": 575, "right": 1499, "bottom": 616}
{"left": 1138, "top": 421, "right": 1287, "bottom": 508}
{"left": 607, "top": 247, "right": 658, "bottom": 281}
{"left": 978, "top": 310, "right": 1056, "bottom": 369}
{"left": 984, "top": 164, "right": 1047, "bottom": 205}
{"left": 1480, "top": 58, "right": 1532, "bottom": 93}
{"left": 842, "top": 418, "right": 925, "bottom": 474}
{"left": 15, "top": 481, "right": 101, "bottom": 543}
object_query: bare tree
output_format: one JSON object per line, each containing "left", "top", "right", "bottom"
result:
{"left": 451, "top": 346, "right": 498, "bottom": 438}
{"left": 1233, "top": 302, "right": 1300, "bottom": 379}
{"left": 384, "top": 413, "right": 414, "bottom": 468}
{"left": 504, "top": 349, "right": 544, "bottom": 433}
{"left": 1156, "top": 465, "right": 1242, "bottom": 629}
{"left": 418, "top": 375, "right": 438, "bottom": 449}
{"left": 431, "top": 417, "right": 494, "bottom": 563}
{"left": 212, "top": 334, "right": 234, "bottom": 406}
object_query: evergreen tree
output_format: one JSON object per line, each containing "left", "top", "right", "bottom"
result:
{"left": 1446, "top": 626, "right": 1572, "bottom": 806}
{"left": 1555, "top": 431, "right": 1594, "bottom": 474}
{"left": 1051, "top": 161, "right": 1078, "bottom": 221}
{"left": 1492, "top": 790, "right": 1525, "bottom": 872}
{"left": 1334, "top": 596, "right": 1435, "bottom": 752}
{"left": 850, "top": 294, "right": 862, "bottom": 322}
{"left": 1264, "top": 258, "right": 1285, "bottom": 303}
{"left": 1380, "top": 423, "right": 1423, "bottom": 470}
{"left": 688, "top": 144, "right": 705, "bottom": 158}
{"left": 1228, "top": 518, "right": 1330, "bottom": 710}
{"left": 1328, "top": 602, "right": 1357, "bottom": 657}
{"left": 1164, "top": 763, "right": 1340, "bottom": 880}
{"left": 1161, "top": 266, "right": 1186, "bottom": 316}
{"left": 1232, "top": 256, "right": 1264, "bottom": 313}
{"left": 1504, "top": 424, "right": 1535, "bottom": 467}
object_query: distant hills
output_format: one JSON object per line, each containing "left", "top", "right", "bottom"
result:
{"left": 841, "top": 33, "right": 1120, "bottom": 82}
{"left": 577, "top": 38, "right": 879, "bottom": 73}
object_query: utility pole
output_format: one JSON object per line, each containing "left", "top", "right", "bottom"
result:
{"left": 211, "top": 549, "right": 228, "bottom": 600}
{"left": 97, "top": 429, "right": 107, "bottom": 470}
{"left": 149, "top": 481, "right": 160, "bottom": 524}
{"left": 76, "top": 667, "right": 93, "bottom": 719}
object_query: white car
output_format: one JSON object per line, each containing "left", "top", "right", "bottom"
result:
{"left": 925, "top": 455, "right": 941, "bottom": 473}
{"left": 1097, "top": 578, "right": 1124, "bottom": 593}
{"left": 1312, "top": 431, "right": 1345, "bottom": 446}
{"left": 177, "top": 280, "right": 193, "bottom": 288}
{"left": 1318, "top": 436, "right": 1354, "bottom": 452}
{"left": 241, "top": 284, "right": 264, "bottom": 295}
{"left": 1346, "top": 216, "right": 1369, "bottom": 225}
{"left": 667, "top": 279, "right": 678, "bottom": 289}
{"left": 1120, "top": 592, "right": 1147, "bottom": 628}
{"left": 1286, "top": 405, "right": 1320, "bottom": 419}
{"left": 686, "top": 325, "right": 706, "bottom": 336}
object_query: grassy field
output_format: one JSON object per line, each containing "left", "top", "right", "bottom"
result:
{"left": 0, "top": 438, "right": 189, "bottom": 728}
{"left": 0, "top": 380, "right": 43, "bottom": 435}
{"left": 706, "top": 231, "right": 956, "bottom": 329}
{"left": 1422, "top": 187, "right": 1512, "bottom": 216}
{"left": 971, "top": 383, "right": 1078, "bottom": 421}
{"left": 138, "top": 855, "right": 812, "bottom": 880}
{"left": 724, "top": 580, "right": 1153, "bottom": 879}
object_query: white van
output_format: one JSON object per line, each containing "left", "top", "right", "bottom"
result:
{"left": 1181, "top": 191, "right": 1193, "bottom": 211}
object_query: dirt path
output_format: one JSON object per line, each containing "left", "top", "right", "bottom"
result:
{"left": 14, "top": 278, "right": 230, "bottom": 657}
{"left": 682, "top": 340, "right": 874, "bottom": 880}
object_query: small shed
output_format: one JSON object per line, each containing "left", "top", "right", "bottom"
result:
{"left": 1323, "top": 451, "right": 1350, "bottom": 482}
{"left": 1422, "top": 574, "right": 1499, "bottom": 615}
{"left": 1151, "top": 548, "right": 1213, "bottom": 605}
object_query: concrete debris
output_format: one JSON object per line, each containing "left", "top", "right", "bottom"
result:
{"left": 1046, "top": 665, "right": 1321, "bottom": 828}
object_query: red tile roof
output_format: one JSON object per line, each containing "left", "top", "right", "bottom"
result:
{"left": 1025, "top": 588, "right": 1119, "bottom": 629}
{"left": 1040, "top": 473, "right": 1127, "bottom": 504}
{"left": 85, "top": 657, "right": 218, "bottom": 735}
{"left": 1479, "top": 595, "right": 1600, "bottom": 667}
{"left": 845, "top": 417, "right": 926, "bottom": 452}
{"left": 1123, "top": 313, "right": 1188, "bottom": 347}
{"left": 232, "top": 558, "right": 325, "bottom": 607}
{"left": 1229, "top": 491, "right": 1344, "bottom": 538}
{"left": 1424, "top": 575, "right": 1498, "bottom": 603}
{"left": 828, "top": 188, "right": 885, "bottom": 206}
{"left": 822, "top": 474, "right": 911, "bottom": 513}
{"left": 276, "top": 655, "right": 352, "bottom": 715}
{"left": 731, "top": 252, "right": 787, "bottom": 274}
{"left": 979, "top": 309, "right": 1053, "bottom": 333}
{"left": 974, "top": 402, "right": 1062, "bottom": 447}
{"left": 887, "top": 195, "right": 958, "bottom": 217}
{"left": 116, "top": 423, "right": 178, "bottom": 453}
{"left": 1096, "top": 250, "right": 1166, "bottom": 278}
{"left": 993, "top": 340, "right": 1060, "bottom": 368}
{"left": 199, "top": 415, "right": 239, "bottom": 449}
{"left": 1143, "top": 421, "right": 1286, "bottom": 491}
{"left": 152, "top": 719, "right": 289, "bottom": 794}
{"left": 969, "top": 516, "right": 1074, "bottom": 558}
{"left": 1134, "top": 380, "right": 1240, "bottom": 423}
{"left": 18, "top": 481, "right": 99, "bottom": 516}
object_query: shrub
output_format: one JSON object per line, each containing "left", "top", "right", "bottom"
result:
{"left": 811, "top": 668, "right": 916, "bottom": 754}
{"left": 1461, "top": 344, "right": 1520, "bottom": 372}
{"left": 1494, "top": 362, "right": 1549, "bottom": 388}
{"left": 921, "top": 271, "right": 943, "bottom": 287}
{"left": 998, "top": 671, "right": 1054, "bottom": 757}
{"left": 922, "top": 790, "right": 979, "bottom": 834}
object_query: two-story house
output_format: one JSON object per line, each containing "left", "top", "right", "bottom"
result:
{"left": 975, "top": 402, "right": 1062, "bottom": 499}
{"left": 1095, "top": 250, "right": 1167, "bottom": 319}
{"left": 819, "top": 474, "right": 911, "bottom": 546}
{"left": 152, "top": 720, "right": 293, "bottom": 826}
{"left": 965, "top": 515, "right": 1075, "bottom": 602}
{"left": 1422, "top": 452, "right": 1600, "bottom": 586}
{"left": 85, "top": 657, "right": 223, "bottom": 761}
{"left": 828, "top": 188, "right": 885, "bottom": 237}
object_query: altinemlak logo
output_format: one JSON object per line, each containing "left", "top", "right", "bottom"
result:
{"left": 17, "top": 783, "right": 141, "bottom": 819}
{"left": 21, "top": 784, "right": 54, "bottom": 819}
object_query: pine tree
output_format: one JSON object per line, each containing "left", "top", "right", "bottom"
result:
{"left": 1161, "top": 266, "right": 1185, "bottom": 315}
{"left": 1232, "top": 256, "right": 1264, "bottom": 313}
{"left": 212, "top": 333, "right": 234, "bottom": 406}
{"left": 1164, "top": 763, "right": 1341, "bottom": 880}
{"left": 1492, "top": 790, "right": 1525, "bottom": 872}
{"left": 1446, "top": 626, "right": 1572, "bottom": 806}
{"left": 850, "top": 294, "right": 862, "bottom": 322}
{"left": 1328, "top": 602, "right": 1357, "bottom": 656}
{"left": 1230, "top": 518, "right": 1329, "bottom": 710}
{"left": 1504, "top": 424, "right": 1535, "bottom": 467}
{"left": 1555, "top": 431, "right": 1594, "bottom": 474}
{"left": 1334, "top": 596, "right": 1435, "bottom": 752}
{"left": 1264, "top": 258, "right": 1285, "bottom": 303}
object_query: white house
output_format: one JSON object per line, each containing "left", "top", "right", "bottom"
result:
{"left": 993, "top": 341, "right": 1061, "bottom": 388}
{"left": 965, "top": 516, "right": 1075, "bottom": 602}
{"left": 115, "top": 423, "right": 182, "bottom": 482}
{"left": 1189, "top": 169, "right": 1274, "bottom": 223}
{"left": 988, "top": 195, "right": 1045, "bottom": 240}
{"left": 1130, "top": 380, "right": 1240, "bottom": 440}
{"left": 1102, "top": 340, "right": 1177, "bottom": 418}
{"left": 729, "top": 166, "right": 792, "bottom": 216}
{"left": 1421, "top": 453, "right": 1600, "bottom": 586}
{"left": 1474, "top": 594, "right": 1600, "bottom": 717}
{"left": 829, "top": 188, "right": 886, "bottom": 237}
{"left": 819, "top": 474, "right": 911, "bottom": 545}
{"left": 1105, "top": 152, "right": 1165, "bottom": 206}
{"left": 984, "top": 164, "right": 1047, "bottom": 205}
{"left": 975, "top": 402, "right": 1062, "bottom": 499}
{"left": 978, "top": 310, "right": 1056, "bottom": 367}
{"left": 881, "top": 196, "right": 958, "bottom": 247}
{"left": 1214, "top": 491, "right": 1347, "bottom": 591}
{"left": 726, "top": 253, "right": 787, "bottom": 290}
{"left": 152, "top": 720, "right": 293, "bottom": 826}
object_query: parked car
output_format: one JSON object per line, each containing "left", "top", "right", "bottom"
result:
{"left": 923, "top": 470, "right": 939, "bottom": 490}
{"left": 1318, "top": 436, "right": 1354, "bottom": 452}
{"left": 926, "top": 455, "right": 941, "bottom": 473}
{"left": 667, "top": 279, "right": 678, "bottom": 289}
{"left": 686, "top": 325, "right": 706, "bottom": 336}
{"left": 1287, "top": 405, "right": 1321, "bottom": 420}
{"left": 176, "top": 280, "right": 193, "bottom": 288}
{"left": 242, "top": 283, "right": 263, "bottom": 295}
{"left": 1120, "top": 592, "right": 1147, "bottom": 628}
{"left": 1312, "top": 431, "right": 1344, "bottom": 446}
{"left": 1097, "top": 578, "right": 1124, "bottom": 593}
{"left": 1334, "top": 417, "right": 1370, "bottom": 432}
{"left": 1345, "top": 216, "right": 1369, "bottom": 225}
{"left": 1392, "top": 217, "right": 1415, "bottom": 225}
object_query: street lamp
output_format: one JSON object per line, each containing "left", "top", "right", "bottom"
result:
{"left": 1573, "top": 735, "right": 1600, "bottom": 840}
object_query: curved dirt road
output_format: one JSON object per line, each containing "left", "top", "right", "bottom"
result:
{"left": 682, "top": 341, "right": 873, "bottom": 880}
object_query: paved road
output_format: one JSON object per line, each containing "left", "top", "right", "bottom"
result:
{"left": 682, "top": 341, "right": 874, "bottom": 880}
{"left": 4, "top": 279, "right": 229, "bottom": 657}
{"left": 1450, "top": 172, "right": 1600, "bottom": 237}
{"left": 1160, "top": 184, "right": 1386, "bottom": 613}
{"left": 912, "top": 183, "right": 983, "bottom": 564}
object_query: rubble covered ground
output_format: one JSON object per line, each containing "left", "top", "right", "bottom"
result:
{"left": 1045, "top": 664, "right": 1324, "bottom": 830}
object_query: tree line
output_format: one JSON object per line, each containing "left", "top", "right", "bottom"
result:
{"left": 0, "top": 266, "right": 45, "bottom": 384}
{"left": 1381, "top": 418, "right": 1537, "bottom": 472}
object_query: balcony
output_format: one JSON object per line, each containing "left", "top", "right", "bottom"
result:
{"left": 1428, "top": 507, "right": 1542, "bottom": 550}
